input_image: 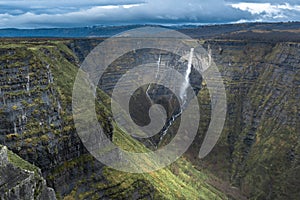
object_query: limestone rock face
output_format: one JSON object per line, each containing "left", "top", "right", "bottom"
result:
{"left": 0, "top": 145, "right": 8, "bottom": 166}
{"left": 0, "top": 145, "right": 56, "bottom": 200}
{"left": 190, "top": 41, "right": 300, "bottom": 199}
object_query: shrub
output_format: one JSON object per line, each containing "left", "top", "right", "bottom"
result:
{"left": 41, "top": 135, "right": 49, "bottom": 143}
{"left": 6, "top": 133, "right": 19, "bottom": 140}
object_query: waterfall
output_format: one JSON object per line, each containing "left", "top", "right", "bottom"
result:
{"left": 46, "top": 65, "right": 54, "bottom": 84}
{"left": 13, "top": 122, "right": 17, "bottom": 134}
{"left": 21, "top": 110, "right": 27, "bottom": 123}
{"left": 155, "top": 54, "right": 161, "bottom": 79}
{"left": 146, "top": 84, "right": 151, "bottom": 102}
{"left": 180, "top": 48, "right": 194, "bottom": 101}
{"left": 159, "top": 48, "right": 195, "bottom": 143}
{"left": 158, "top": 47, "right": 214, "bottom": 145}
{"left": 50, "top": 73, "right": 54, "bottom": 83}
{"left": 159, "top": 109, "right": 182, "bottom": 142}
{"left": 26, "top": 74, "right": 30, "bottom": 92}
{"left": 57, "top": 100, "right": 62, "bottom": 112}
{"left": 146, "top": 54, "right": 161, "bottom": 102}
{"left": 208, "top": 45, "right": 212, "bottom": 66}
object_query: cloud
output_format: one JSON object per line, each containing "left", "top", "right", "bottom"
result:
{"left": 229, "top": 2, "right": 300, "bottom": 21}
{"left": 226, "top": 0, "right": 300, "bottom": 5}
{"left": 0, "top": 0, "right": 146, "bottom": 14}
{"left": 0, "top": 0, "right": 299, "bottom": 28}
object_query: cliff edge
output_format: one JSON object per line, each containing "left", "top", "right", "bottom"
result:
{"left": 0, "top": 145, "right": 56, "bottom": 200}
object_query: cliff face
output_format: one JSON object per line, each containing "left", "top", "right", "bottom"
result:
{"left": 191, "top": 40, "right": 300, "bottom": 199}
{"left": 0, "top": 41, "right": 84, "bottom": 195}
{"left": 0, "top": 40, "right": 116, "bottom": 197}
{"left": 0, "top": 32, "right": 299, "bottom": 199}
{"left": 0, "top": 40, "right": 227, "bottom": 199}
{"left": 71, "top": 38, "right": 300, "bottom": 199}
{"left": 0, "top": 145, "right": 56, "bottom": 200}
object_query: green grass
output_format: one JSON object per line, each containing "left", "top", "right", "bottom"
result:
{"left": 6, "top": 146, "right": 40, "bottom": 176}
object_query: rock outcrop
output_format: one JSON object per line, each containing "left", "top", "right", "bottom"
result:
{"left": 0, "top": 145, "right": 56, "bottom": 200}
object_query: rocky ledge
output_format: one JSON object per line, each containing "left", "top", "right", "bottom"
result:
{"left": 0, "top": 145, "right": 56, "bottom": 200}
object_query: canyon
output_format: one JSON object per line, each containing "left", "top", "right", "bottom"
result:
{"left": 0, "top": 22, "right": 299, "bottom": 199}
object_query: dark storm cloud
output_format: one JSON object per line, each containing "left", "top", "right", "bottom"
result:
{"left": 0, "top": 0, "right": 299, "bottom": 28}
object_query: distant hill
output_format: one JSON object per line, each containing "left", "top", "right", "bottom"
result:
{"left": 0, "top": 25, "right": 159, "bottom": 38}
{"left": 0, "top": 22, "right": 300, "bottom": 39}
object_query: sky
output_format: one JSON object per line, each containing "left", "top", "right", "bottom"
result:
{"left": 0, "top": 0, "right": 299, "bottom": 28}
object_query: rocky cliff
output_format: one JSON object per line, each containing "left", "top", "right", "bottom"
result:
{"left": 0, "top": 145, "right": 56, "bottom": 200}
{"left": 0, "top": 39, "right": 227, "bottom": 199}
{"left": 0, "top": 24, "right": 299, "bottom": 199}
{"left": 190, "top": 40, "right": 300, "bottom": 199}
{"left": 70, "top": 37, "right": 300, "bottom": 199}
